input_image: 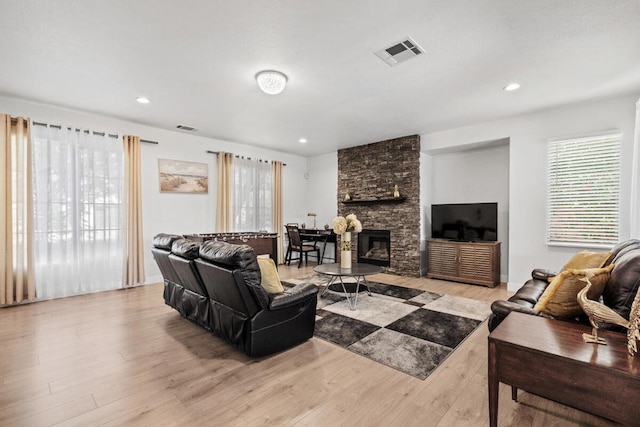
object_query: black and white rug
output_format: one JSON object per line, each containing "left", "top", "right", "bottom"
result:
{"left": 284, "top": 274, "right": 491, "bottom": 380}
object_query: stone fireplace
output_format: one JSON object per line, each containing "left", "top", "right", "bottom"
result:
{"left": 337, "top": 135, "right": 421, "bottom": 276}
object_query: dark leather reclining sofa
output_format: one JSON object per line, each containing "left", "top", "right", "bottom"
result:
{"left": 151, "top": 233, "right": 318, "bottom": 357}
{"left": 488, "top": 239, "right": 640, "bottom": 332}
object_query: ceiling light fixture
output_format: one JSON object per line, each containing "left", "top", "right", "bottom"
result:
{"left": 136, "top": 96, "right": 150, "bottom": 104}
{"left": 299, "top": 138, "right": 307, "bottom": 144}
{"left": 256, "top": 70, "right": 288, "bottom": 95}
{"left": 503, "top": 83, "right": 521, "bottom": 91}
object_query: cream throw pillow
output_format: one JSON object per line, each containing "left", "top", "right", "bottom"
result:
{"left": 534, "top": 264, "right": 614, "bottom": 318}
{"left": 560, "top": 250, "right": 611, "bottom": 271}
{"left": 257, "top": 257, "right": 284, "bottom": 294}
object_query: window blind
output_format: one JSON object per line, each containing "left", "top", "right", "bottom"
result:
{"left": 547, "top": 133, "right": 621, "bottom": 247}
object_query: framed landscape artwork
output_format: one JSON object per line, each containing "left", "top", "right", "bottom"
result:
{"left": 158, "top": 158, "right": 208, "bottom": 193}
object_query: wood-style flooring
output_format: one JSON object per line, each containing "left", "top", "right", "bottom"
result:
{"left": 0, "top": 263, "right": 619, "bottom": 426}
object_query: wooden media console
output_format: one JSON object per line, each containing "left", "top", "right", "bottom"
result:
{"left": 427, "top": 239, "right": 500, "bottom": 287}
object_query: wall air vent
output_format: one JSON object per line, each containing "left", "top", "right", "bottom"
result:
{"left": 374, "top": 37, "right": 425, "bottom": 67}
{"left": 176, "top": 125, "right": 197, "bottom": 132}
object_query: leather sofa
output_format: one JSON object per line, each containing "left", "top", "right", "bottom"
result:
{"left": 151, "top": 233, "right": 319, "bottom": 356}
{"left": 488, "top": 239, "right": 640, "bottom": 331}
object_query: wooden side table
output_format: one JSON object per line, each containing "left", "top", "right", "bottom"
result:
{"left": 488, "top": 312, "right": 640, "bottom": 426}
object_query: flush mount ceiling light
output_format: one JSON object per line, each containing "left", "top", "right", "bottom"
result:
{"left": 298, "top": 138, "right": 307, "bottom": 144}
{"left": 503, "top": 83, "right": 521, "bottom": 91}
{"left": 136, "top": 96, "right": 150, "bottom": 104}
{"left": 256, "top": 70, "right": 288, "bottom": 95}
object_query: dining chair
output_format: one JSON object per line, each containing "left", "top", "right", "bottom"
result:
{"left": 284, "top": 223, "right": 298, "bottom": 262}
{"left": 285, "top": 224, "right": 320, "bottom": 268}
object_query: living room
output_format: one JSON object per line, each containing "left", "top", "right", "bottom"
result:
{"left": 2, "top": 1, "right": 640, "bottom": 425}
{"left": 4, "top": 84, "right": 637, "bottom": 293}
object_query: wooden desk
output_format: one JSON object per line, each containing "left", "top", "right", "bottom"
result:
{"left": 488, "top": 312, "right": 640, "bottom": 426}
{"left": 185, "top": 232, "right": 278, "bottom": 262}
{"left": 299, "top": 229, "right": 336, "bottom": 263}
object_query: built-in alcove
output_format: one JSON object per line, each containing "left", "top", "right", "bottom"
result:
{"left": 427, "top": 140, "right": 510, "bottom": 282}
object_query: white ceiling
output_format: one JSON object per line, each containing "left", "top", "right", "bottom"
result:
{"left": 1, "top": 0, "right": 639, "bottom": 156}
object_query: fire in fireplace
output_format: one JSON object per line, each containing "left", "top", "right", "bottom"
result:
{"left": 358, "top": 229, "right": 390, "bottom": 267}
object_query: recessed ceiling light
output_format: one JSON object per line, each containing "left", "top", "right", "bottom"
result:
{"left": 136, "top": 96, "right": 150, "bottom": 104}
{"left": 503, "top": 83, "right": 520, "bottom": 91}
{"left": 299, "top": 138, "right": 308, "bottom": 144}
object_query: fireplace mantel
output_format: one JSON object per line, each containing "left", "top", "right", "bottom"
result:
{"left": 342, "top": 196, "right": 406, "bottom": 205}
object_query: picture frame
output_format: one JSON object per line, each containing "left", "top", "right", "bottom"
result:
{"left": 158, "top": 158, "right": 208, "bottom": 193}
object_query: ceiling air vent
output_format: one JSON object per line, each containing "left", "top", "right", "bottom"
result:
{"left": 176, "top": 124, "right": 197, "bottom": 132}
{"left": 374, "top": 37, "right": 425, "bottom": 67}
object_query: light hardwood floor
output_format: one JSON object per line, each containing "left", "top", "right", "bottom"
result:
{"left": 0, "top": 264, "right": 619, "bottom": 426}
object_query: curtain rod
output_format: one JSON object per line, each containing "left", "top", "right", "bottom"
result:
{"left": 33, "top": 121, "right": 119, "bottom": 138}
{"left": 32, "top": 121, "right": 159, "bottom": 144}
{"left": 206, "top": 150, "right": 286, "bottom": 166}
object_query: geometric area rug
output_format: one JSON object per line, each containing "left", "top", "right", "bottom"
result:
{"left": 283, "top": 274, "right": 492, "bottom": 380}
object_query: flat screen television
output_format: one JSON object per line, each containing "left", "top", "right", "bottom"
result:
{"left": 431, "top": 202, "right": 498, "bottom": 242}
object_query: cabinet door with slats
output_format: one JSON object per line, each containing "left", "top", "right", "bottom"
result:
{"left": 458, "top": 244, "right": 493, "bottom": 282}
{"left": 429, "top": 241, "right": 458, "bottom": 276}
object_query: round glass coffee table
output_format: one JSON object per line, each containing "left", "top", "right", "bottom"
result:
{"left": 314, "top": 263, "right": 384, "bottom": 310}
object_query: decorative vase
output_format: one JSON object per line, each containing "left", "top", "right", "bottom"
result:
{"left": 341, "top": 231, "right": 352, "bottom": 269}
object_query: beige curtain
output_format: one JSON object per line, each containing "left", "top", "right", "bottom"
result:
{"left": 122, "top": 135, "right": 145, "bottom": 287}
{"left": 216, "top": 152, "right": 234, "bottom": 232}
{"left": 272, "top": 161, "right": 284, "bottom": 264}
{"left": 1, "top": 115, "right": 35, "bottom": 305}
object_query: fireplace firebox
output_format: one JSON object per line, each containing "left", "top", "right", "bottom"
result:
{"left": 358, "top": 229, "right": 390, "bottom": 267}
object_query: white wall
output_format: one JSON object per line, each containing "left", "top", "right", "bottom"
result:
{"left": 425, "top": 144, "right": 510, "bottom": 282}
{"left": 422, "top": 92, "right": 640, "bottom": 290}
{"left": 303, "top": 152, "right": 338, "bottom": 228}
{"left": 305, "top": 152, "right": 338, "bottom": 260}
{"left": 419, "top": 152, "right": 431, "bottom": 275}
{"left": 0, "top": 95, "right": 309, "bottom": 284}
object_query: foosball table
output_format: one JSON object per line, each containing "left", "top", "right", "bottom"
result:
{"left": 184, "top": 232, "right": 278, "bottom": 262}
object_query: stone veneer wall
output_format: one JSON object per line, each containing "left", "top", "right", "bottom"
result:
{"left": 337, "top": 135, "right": 421, "bottom": 276}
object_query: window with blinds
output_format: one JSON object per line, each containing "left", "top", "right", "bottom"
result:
{"left": 547, "top": 133, "right": 621, "bottom": 248}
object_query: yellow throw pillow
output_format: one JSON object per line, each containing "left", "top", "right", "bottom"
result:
{"left": 257, "top": 257, "right": 284, "bottom": 294}
{"left": 561, "top": 250, "right": 611, "bottom": 271}
{"left": 534, "top": 264, "right": 614, "bottom": 318}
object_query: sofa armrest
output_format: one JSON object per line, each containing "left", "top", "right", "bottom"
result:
{"left": 491, "top": 300, "right": 553, "bottom": 318}
{"left": 269, "top": 283, "right": 318, "bottom": 310}
{"left": 531, "top": 268, "right": 557, "bottom": 282}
